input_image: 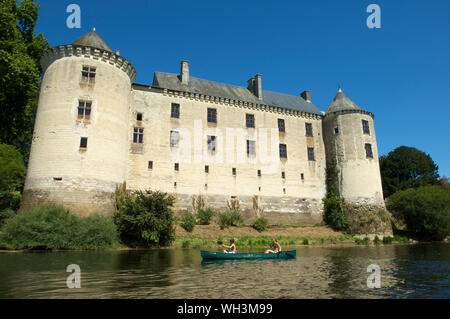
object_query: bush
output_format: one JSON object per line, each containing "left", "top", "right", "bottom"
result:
{"left": 196, "top": 208, "right": 215, "bottom": 225}
{"left": 218, "top": 211, "right": 232, "bottom": 230}
{"left": 383, "top": 236, "right": 394, "bottom": 244}
{"left": 252, "top": 217, "right": 268, "bottom": 232}
{"left": 302, "top": 238, "right": 309, "bottom": 245}
{"left": 114, "top": 190, "right": 176, "bottom": 247}
{"left": 218, "top": 209, "right": 243, "bottom": 229}
{"left": 74, "top": 214, "right": 119, "bottom": 249}
{"left": 323, "top": 189, "right": 349, "bottom": 231}
{"left": 181, "top": 212, "right": 196, "bottom": 232}
{"left": 386, "top": 185, "right": 450, "bottom": 241}
{"left": 0, "top": 209, "right": 16, "bottom": 228}
{"left": 229, "top": 209, "right": 243, "bottom": 226}
{"left": 0, "top": 204, "right": 118, "bottom": 250}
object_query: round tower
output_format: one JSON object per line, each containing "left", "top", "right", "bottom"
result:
{"left": 323, "top": 88, "right": 384, "bottom": 207}
{"left": 21, "top": 29, "right": 136, "bottom": 216}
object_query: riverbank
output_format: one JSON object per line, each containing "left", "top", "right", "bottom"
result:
{"left": 173, "top": 223, "right": 409, "bottom": 249}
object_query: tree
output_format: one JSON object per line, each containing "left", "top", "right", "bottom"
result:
{"left": 386, "top": 186, "right": 450, "bottom": 241}
{"left": 0, "top": 0, "right": 49, "bottom": 160}
{"left": 0, "top": 144, "right": 26, "bottom": 211}
{"left": 379, "top": 146, "right": 439, "bottom": 198}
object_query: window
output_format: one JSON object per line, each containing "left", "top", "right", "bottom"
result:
{"left": 334, "top": 127, "right": 339, "bottom": 134}
{"left": 148, "top": 161, "right": 153, "bottom": 169}
{"left": 80, "top": 137, "right": 88, "bottom": 149}
{"left": 205, "top": 165, "right": 209, "bottom": 173}
{"left": 78, "top": 100, "right": 92, "bottom": 120}
{"left": 174, "top": 163, "right": 179, "bottom": 171}
{"left": 279, "top": 144, "right": 287, "bottom": 159}
{"left": 307, "top": 147, "right": 315, "bottom": 161}
{"left": 305, "top": 123, "right": 313, "bottom": 137}
{"left": 301, "top": 173, "right": 304, "bottom": 180}
{"left": 137, "top": 113, "right": 143, "bottom": 121}
{"left": 281, "top": 171, "right": 286, "bottom": 179}
{"left": 207, "top": 135, "right": 216, "bottom": 152}
{"left": 81, "top": 66, "right": 96, "bottom": 83}
{"left": 362, "top": 120, "right": 370, "bottom": 134}
{"left": 247, "top": 140, "right": 256, "bottom": 156}
{"left": 170, "top": 130, "right": 179, "bottom": 147}
{"left": 257, "top": 169, "right": 261, "bottom": 177}
{"left": 246, "top": 114, "right": 255, "bottom": 128}
{"left": 133, "top": 127, "right": 144, "bottom": 144}
{"left": 171, "top": 103, "right": 180, "bottom": 118}
{"left": 232, "top": 168, "right": 236, "bottom": 176}
{"left": 174, "top": 182, "right": 177, "bottom": 187}
{"left": 258, "top": 186, "right": 261, "bottom": 192}
{"left": 207, "top": 108, "right": 217, "bottom": 123}
{"left": 365, "top": 143, "right": 373, "bottom": 158}
{"left": 278, "top": 119, "right": 285, "bottom": 132}
{"left": 283, "top": 188, "right": 286, "bottom": 194}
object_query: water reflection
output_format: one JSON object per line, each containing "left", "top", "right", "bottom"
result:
{"left": 0, "top": 244, "right": 448, "bottom": 298}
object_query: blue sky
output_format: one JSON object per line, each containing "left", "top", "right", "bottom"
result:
{"left": 35, "top": 0, "right": 450, "bottom": 176}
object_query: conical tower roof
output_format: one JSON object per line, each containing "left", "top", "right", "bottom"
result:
{"left": 71, "top": 28, "right": 113, "bottom": 52}
{"left": 326, "top": 88, "right": 362, "bottom": 114}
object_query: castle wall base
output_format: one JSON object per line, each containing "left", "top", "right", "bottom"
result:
{"left": 171, "top": 193, "right": 324, "bottom": 226}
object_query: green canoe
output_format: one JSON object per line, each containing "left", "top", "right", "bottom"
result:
{"left": 201, "top": 250, "right": 296, "bottom": 260}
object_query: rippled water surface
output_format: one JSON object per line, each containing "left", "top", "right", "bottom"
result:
{"left": 0, "top": 243, "right": 448, "bottom": 298}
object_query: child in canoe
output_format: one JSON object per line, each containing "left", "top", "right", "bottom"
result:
{"left": 222, "top": 238, "right": 238, "bottom": 254}
{"left": 265, "top": 238, "right": 281, "bottom": 254}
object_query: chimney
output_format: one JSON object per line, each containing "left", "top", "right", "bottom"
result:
{"left": 247, "top": 74, "right": 263, "bottom": 100}
{"left": 115, "top": 50, "right": 120, "bottom": 56}
{"left": 180, "top": 60, "right": 189, "bottom": 84}
{"left": 301, "top": 90, "right": 311, "bottom": 102}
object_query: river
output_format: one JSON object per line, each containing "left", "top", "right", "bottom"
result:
{"left": 0, "top": 243, "right": 448, "bottom": 298}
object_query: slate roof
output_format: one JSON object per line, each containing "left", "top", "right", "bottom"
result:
{"left": 326, "top": 89, "right": 362, "bottom": 114}
{"left": 71, "top": 29, "right": 113, "bottom": 53}
{"left": 152, "top": 72, "right": 322, "bottom": 115}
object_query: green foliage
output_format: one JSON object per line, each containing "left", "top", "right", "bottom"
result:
{"left": 302, "top": 238, "right": 309, "bottom": 245}
{"left": 0, "top": 0, "right": 49, "bottom": 158}
{"left": 0, "top": 209, "right": 16, "bottom": 228}
{"left": 181, "top": 212, "right": 196, "bottom": 232}
{"left": 0, "top": 190, "right": 21, "bottom": 211}
{"left": 0, "top": 204, "right": 118, "bottom": 249}
{"left": 113, "top": 189, "right": 176, "bottom": 247}
{"left": 229, "top": 209, "right": 243, "bottom": 226}
{"left": 218, "top": 208, "right": 243, "bottom": 229}
{"left": 218, "top": 211, "right": 232, "bottom": 230}
{"left": 386, "top": 185, "right": 450, "bottom": 241}
{"left": 0, "top": 144, "right": 26, "bottom": 191}
{"left": 380, "top": 146, "right": 440, "bottom": 198}
{"left": 252, "top": 217, "right": 268, "bottom": 232}
{"left": 182, "top": 239, "right": 191, "bottom": 248}
{"left": 323, "top": 160, "right": 349, "bottom": 232}
{"left": 355, "top": 237, "right": 370, "bottom": 244}
{"left": 195, "top": 208, "right": 215, "bottom": 225}
{"left": 216, "top": 236, "right": 223, "bottom": 245}
{"left": 323, "top": 190, "right": 348, "bottom": 231}
{"left": 382, "top": 236, "right": 394, "bottom": 244}
{"left": 374, "top": 236, "right": 381, "bottom": 244}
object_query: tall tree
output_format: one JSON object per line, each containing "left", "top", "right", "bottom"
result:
{"left": 0, "top": 0, "right": 49, "bottom": 161}
{"left": 380, "top": 146, "right": 439, "bottom": 198}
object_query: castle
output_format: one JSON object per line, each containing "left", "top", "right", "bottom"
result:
{"left": 21, "top": 29, "right": 385, "bottom": 226}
